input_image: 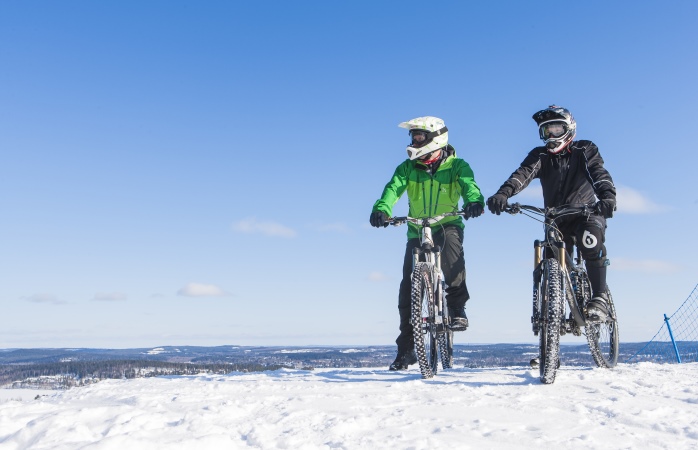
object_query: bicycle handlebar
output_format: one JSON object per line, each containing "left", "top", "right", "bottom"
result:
{"left": 387, "top": 210, "right": 469, "bottom": 227}
{"left": 505, "top": 202, "right": 595, "bottom": 219}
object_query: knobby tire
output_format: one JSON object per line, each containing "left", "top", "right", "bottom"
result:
{"left": 435, "top": 277, "right": 453, "bottom": 369}
{"left": 540, "top": 259, "right": 563, "bottom": 384}
{"left": 586, "top": 288, "right": 620, "bottom": 368}
{"left": 411, "top": 262, "right": 438, "bottom": 379}
{"left": 438, "top": 329, "right": 453, "bottom": 369}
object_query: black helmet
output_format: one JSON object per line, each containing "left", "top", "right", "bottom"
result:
{"left": 532, "top": 105, "right": 576, "bottom": 154}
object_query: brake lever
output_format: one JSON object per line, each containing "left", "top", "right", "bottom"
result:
{"left": 505, "top": 203, "right": 520, "bottom": 215}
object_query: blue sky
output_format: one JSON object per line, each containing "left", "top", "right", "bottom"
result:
{"left": 1, "top": 1, "right": 697, "bottom": 348}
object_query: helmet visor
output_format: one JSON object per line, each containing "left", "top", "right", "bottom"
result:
{"left": 539, "top": 121, "right": 568, "bottom": 140}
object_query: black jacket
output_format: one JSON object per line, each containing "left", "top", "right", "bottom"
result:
{"left": 496, "top": 140, "right": 616, "bottom": 208}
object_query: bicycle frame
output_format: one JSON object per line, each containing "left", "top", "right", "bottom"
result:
{"left": 533, "top": 225, "right": 590, "bottom": 337}
{"left": 390, "top": 211, "right": 468, "bottom": 324}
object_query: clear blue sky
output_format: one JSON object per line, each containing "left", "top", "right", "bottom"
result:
{"left": 1, "top": 1, "right": 697, "bottom": 348}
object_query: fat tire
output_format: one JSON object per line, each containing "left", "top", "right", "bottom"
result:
{"left": 411, "top": 262, "right": 438, "bottom": 379}
{"left": 438, "top": 329, "right": 453, "bottom": 369}
{"left": 540, "top": 259, "right": 563, "bottom": 384}
{"left": 586, "top": 288, "right": 620, "bottom": 368}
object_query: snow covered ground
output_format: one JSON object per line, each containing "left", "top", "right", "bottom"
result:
{"left": 0, "top": 363, "right": 696, "bottom": 449}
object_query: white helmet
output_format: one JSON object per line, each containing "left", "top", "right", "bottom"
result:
{"left": 398, "top": 116, "right": 448, "bottom": 160}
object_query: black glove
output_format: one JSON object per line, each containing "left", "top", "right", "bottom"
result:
{"left": 487, "top": 193, "right": 508, "bottom": 215}
{"left": 463, "top": 202, "right": 484, "bottom": 219}
{"left": 595, "top": 198, "right": 616, "bottom": 218}
{"left": 369, "top": 211, "right": 389, "bottom": 228}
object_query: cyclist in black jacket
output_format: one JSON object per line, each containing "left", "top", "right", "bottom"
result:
{"left": 487, "top": 105, "right": 616, "bottom": 321}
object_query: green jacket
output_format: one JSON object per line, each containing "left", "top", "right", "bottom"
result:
{"left": 372, "top": 145, "right": 485, "bottom": 239}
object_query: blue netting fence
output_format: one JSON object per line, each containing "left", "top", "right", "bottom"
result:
{"left": 626, "top": 284, "right": 698, "bottom": 363}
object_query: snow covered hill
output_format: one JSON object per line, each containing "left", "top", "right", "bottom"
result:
{"left": 1, "top": 363, "right": 696, "bottom": 449}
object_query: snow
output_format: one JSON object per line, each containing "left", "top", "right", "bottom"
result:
{"left": 145, "top": 347, "right": 166, "bottom": 355}
{"left": 0, "top": 363, "right": 696, "bottom": 449}
{"left": 0, "top": 389, "right": 61, "bottom": 403}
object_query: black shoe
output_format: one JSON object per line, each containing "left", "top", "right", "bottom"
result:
{"left": 587, "top": 293, "right": 610, "bottom": 322}
{"left": 449, "top": 307, "right": 469, "bottom": 331}
{"left": 389, "top": 350, "right": 417, "bottom": 371}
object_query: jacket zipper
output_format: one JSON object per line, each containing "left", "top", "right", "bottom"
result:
{"left": 429, "top": 177, "right": 434, "bottom": 216}
{"left": 433, "top": 177, "right": 442, "bottom": 215}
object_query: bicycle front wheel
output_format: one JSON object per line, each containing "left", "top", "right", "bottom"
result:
{"left": 586, "top": 288, "right": 620, "bottom": 368}
{"left": 411, "top": 262, "right": 439, "bottom": 379}
{"left": 540, "top": 259, "right": 564, "bottom": 384}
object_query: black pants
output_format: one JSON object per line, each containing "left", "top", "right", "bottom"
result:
{"left": 395, "top": 225, "right": 469, "bottom": 353}
{"left": 551, "top": 214, "right": 609, "bottom": 295}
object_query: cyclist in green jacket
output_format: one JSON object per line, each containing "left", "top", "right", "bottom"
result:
{"left": 370, "top": 116, "right": 485, "bottom": 371}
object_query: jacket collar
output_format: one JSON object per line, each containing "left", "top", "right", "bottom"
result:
{"left": 415, "top": 145, "right": 455, "bottom": 173}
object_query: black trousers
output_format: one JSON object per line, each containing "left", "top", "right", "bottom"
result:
{"left": 551, "top": 214, "right": 609, "bottom": 295}
{"left": 395, "top": 225, "right": 469, "bottom": 353}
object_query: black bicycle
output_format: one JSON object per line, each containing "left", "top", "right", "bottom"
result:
{"left": 388, "top": 211, "right": 468, "bottom": 378}
{"left": 506, "top": 203, "right": 619, "bottom": 384}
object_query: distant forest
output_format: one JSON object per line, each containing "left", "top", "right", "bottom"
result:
{"left": 0, "top": 342, "right": 657, "bottom": 390}
{"left": 1, "top": 360, "right": 288, "bottom": 389}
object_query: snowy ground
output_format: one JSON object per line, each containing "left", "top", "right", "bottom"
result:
{"left": 0, "top": 363, "right": 696, "bottom": 449}
{"left": 0, "top": 389, "right": 61, "bottom": 404}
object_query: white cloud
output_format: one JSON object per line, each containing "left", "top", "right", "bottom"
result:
{"left": 21, "top": 293, "right": 67, "bottom": 305}
{"left": 611, "top": 257, "right": 681, "bottom": 274}
{"left": 232, "top": 217, "right": 297, "bottom": 238}
{"left": 368, "top": 272, "right": 390, "bottom": 282}
{"left": 177, "top": 283, "right": 230, "bottom": 298}
{"left": 92, "top": 292, "right": 127, "bottom": 302}
{"left": 615, "top": 185, "right": 667, "bottom": 214}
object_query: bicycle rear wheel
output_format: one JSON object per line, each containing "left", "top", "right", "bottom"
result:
{"left": 438, "top": 329, "right": 453, "bottom": 369}
{"left": 586, "top": 288, "right": 620, "bottom": 368}
{"left": 411, "top": 262, "right": 439, "bottom": 379}
{"left": 436, "top": 278, "right": 453, "bottom": 369}
{"left": 540, "top": 259, "right": 563, "bottom": 384}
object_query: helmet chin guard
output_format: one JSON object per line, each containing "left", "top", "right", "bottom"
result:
{"left": 399, "top": 116, "right": 449, "bottom": 160}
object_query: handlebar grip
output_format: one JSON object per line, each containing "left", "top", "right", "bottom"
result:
{"left": 387, "top": 217, "right": 407, "bottom": 226}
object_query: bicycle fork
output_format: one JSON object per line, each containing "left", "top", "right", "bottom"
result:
{"left": 413, "top": 227, "right": 447, "bottom": 331}
{"left": 532, "top": 240, "right": 544, "bottom": 335}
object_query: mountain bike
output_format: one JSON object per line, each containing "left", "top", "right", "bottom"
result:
{"left": 388, "top": 211, "right": 468, "bottom": 379}
{"left": 505, "top": 203, "right": 619, "bottom": 384}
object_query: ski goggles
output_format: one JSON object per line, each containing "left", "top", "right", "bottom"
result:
{"left": 539, "top": 121, "right": 568, "bottom": 140}
{"left": 409, "top": 126, "right": 448, "bottom": 148}
{"left": 410, "top": 130, "right": 429, "bottom": 146}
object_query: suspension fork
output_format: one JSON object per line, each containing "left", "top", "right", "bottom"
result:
{"left": 556, "top": 241, "right": 587, "bottom": 328}
{"left": 415, "top": 224, "right": 446, "bottom": 327}
{"left": 534, "top": 240, "right": 543, "bottom": 268}
{"left": 532, "top": 240, "right": 544, "bottom": 334}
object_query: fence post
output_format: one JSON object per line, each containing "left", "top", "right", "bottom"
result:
{"left": 664, "top": 314, "right": 681, "bottom": 363}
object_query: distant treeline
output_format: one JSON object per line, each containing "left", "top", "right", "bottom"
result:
{"left": 0, "top": 360, "right": 287, "bottom": 389}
